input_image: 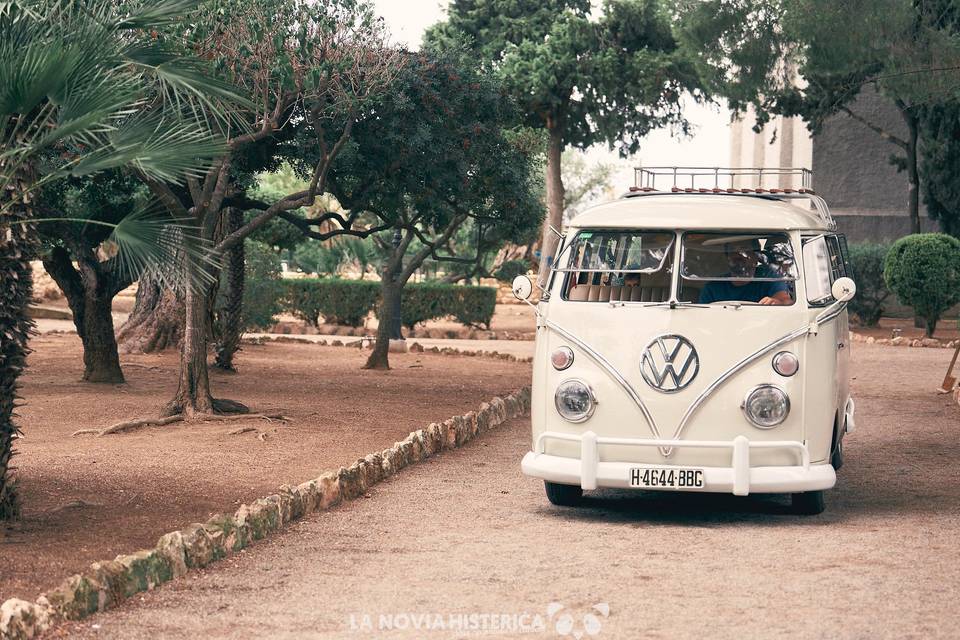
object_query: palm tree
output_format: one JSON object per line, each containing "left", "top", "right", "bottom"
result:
{"left": 0, "top": 0, "right": 240, "bottom": 519}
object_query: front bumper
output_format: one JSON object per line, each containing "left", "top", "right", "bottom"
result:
{"left": 521, "top": 431, "right": 836, "bottom": 496}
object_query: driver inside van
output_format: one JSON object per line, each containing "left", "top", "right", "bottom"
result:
{"left": 698, "top": 239, "right": 793, "bottom": 305}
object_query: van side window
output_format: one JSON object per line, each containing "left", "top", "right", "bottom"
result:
{"left": 802, "top": 234, "right": 845, "bottom": 304}
{"left": 561, "top": 231, "right": 674, "bottom": 303}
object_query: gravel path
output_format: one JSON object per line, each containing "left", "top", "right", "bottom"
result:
{"left": 56, "top": 344, "right": 960, "bottom": 639}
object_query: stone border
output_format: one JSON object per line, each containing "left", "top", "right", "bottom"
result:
{"left": 851, "top": 332, "right": 959, "bottom": 349}
{"left": 245, "top": 334, "right": 534, "bottom": 363}
{"left": 0, "top": 388, "right": 532, "bottom": 640}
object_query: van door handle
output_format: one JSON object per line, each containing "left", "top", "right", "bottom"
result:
{"left": 838, "top": 341, "right": 846, "bottom": 349}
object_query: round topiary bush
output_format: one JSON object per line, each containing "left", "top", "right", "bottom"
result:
{"left": 494, "top": 259, "right": 530, "bottom": 284}
{"left": 883, "top": 233, "right": 960, "bottom": 336}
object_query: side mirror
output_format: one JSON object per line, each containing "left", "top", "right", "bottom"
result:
{"left": 512, "top": 275, "right": 533, "bottom": 301}
{"left": 831, "top": 277, "right": 856, "bottom": 302}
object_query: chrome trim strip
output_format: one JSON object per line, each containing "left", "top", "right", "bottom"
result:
{"left": 668, "top": 326, "right": 809, "bottom": 455}
{"left": 543, "top": 319, "right": 664, "bottom": 448}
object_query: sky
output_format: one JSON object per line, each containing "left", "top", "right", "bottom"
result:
{"left": 372, "top": 0, "right": 732, "bottom": 198}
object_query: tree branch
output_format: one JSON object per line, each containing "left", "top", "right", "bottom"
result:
{"left": 840, "top": 106, "right": 908, "bottom": 149}
{"left": 399, "top": 213, "right": 468, "bottom": 284}
{"left": 136, "top": 172, "right": 191, "bottom": 219}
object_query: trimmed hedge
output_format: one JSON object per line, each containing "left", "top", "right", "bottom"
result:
{"left": 883, "top": 233, "right": 960, "bottom": 336}
{"left": 391, "top": 282, "right": 498, "bottom": 329}
{"left": 282, "top": 279, "right": 497, "bottom": 329}
{"left": 283, "top": 279, "right": 379, "bottom": 327}
{"left": 847, "top": 243, "right": 892, "bottom": 327}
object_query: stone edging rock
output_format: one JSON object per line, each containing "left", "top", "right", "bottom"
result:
{"left": 851, "top": 332, "right": 958, "bottom": 349}
{"left": 0, "top": 387, "right": 532, "bottom": 640}
{"left": 245, "top": 335, "right": 534, "bottom": 363}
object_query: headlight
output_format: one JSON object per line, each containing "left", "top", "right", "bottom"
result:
{"left": 554, "top": 379, "right": 596, "bottom": 423}
{"left": 772, "top": 351, "right": 799, "bottom": 376}
{"left": 742, "top": 385, "right": 790, "bottom": 428}
{"left": 551, "top": 346, "right": 574, "bottom": 370}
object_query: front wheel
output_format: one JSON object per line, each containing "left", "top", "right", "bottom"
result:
{"left": 791, "top": 490, "right": 826, "bottom": 515}
{"left": 544, "top": 481, "right": 583, "bottom": 507}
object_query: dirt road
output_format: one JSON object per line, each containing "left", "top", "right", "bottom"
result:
{"left": 57, "top": 343, "right": 960, "bottom": 639}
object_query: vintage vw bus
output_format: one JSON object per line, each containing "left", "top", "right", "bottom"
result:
{"left": 514, "top": 168, "right": 857, "bottom": 515}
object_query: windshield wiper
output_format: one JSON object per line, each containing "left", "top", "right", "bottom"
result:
{"left": 610, "top": 300, "right": 708, "bottom": 309}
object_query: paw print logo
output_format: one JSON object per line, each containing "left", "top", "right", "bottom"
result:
{"left": 546, "top": 602, "right": 610, "bottom": 638}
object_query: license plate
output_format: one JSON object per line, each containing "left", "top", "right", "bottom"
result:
{"left": 630, "top": 467, "right": 704, "bottom": 489}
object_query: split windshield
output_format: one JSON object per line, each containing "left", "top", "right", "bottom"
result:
{"left": 561, "top": 231, "right": 673, "bottom": 302}
{"left": 680, "top": 232, "right": 796, "bottom": 305}
{"left": 559, "top": 230, "right": 798, "bottom": 305}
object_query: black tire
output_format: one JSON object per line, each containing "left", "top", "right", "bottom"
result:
{"left": 544, "top": 481, "right": 583, "bottom": 507}
{"left": 791, "top": 490, "right": 826, "bottom": 515}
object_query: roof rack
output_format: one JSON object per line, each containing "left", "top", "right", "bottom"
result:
{"left": 628, "top": 166, "right": 835, "bottom": 230}
{"left": 636, "top": 166, "right": 812, "bottom": 191}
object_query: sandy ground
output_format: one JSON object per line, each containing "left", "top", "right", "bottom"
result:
{"left": 49, "top": 343, "right": 960, "bottom": 640}
{"left": 1, "top": 335, "right": 530, "bottom": 602}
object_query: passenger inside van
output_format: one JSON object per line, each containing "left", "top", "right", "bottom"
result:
{"left": 698, "top": 239, "right": 793, "bottom": 305}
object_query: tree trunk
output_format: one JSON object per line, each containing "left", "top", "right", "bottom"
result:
{"left": 79, "top": 294, "right": 124, "bottom": 383}
{"left": 536, "top": 124, "right": 565, "bottom": 289}
{"left": 364, "top": 278, "right": 400, "bottom": 370}
{"left": 116, "top": 271, "right": 184, "bottom": 353}
{"left": 163, "top": 254, "right": 247, "bottom": 417}
{"left": 904, "top": 109, "right": 921, "bottom": 235}
{"left": 0, "top": 178, "right": 36, "bottom": 520}
{"left": 42, "top": 247, "right": 125, "bottom": 383}
{"left": 214, "top": 209, "right": 244, "bottom": 372}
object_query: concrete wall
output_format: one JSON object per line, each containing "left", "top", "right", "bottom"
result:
{"left": 812, "top": 87, "right": 936, "bottom": 241}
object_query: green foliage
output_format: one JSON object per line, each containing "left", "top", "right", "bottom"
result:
{"left": 494, "top": 259, "right": 530, "bottom": 284}
{"left": 0, "top": 0, "right": 237, "bottom": 206}
{"left": 883, "top": 233, "right": 960, "bottom": 336}
{"left": 389, "top": 283, "right": 498, "bottom": 330}
{"left": 847, "top": 243, "right": 892, "bottom": 327}
{"left": 282, "top": 279, "right": 380, "bottom": 327}
{"left": 281, "top": 279, "right": 497, "bottom": 329}
{"left": 431, "top": 0, "right": 701, "bottom": 154}
{"left": 919, "top": 102, "right": 960, "bottom": 237}
{"left": 292, "top": 237, "right": 377, "bottom": 278}
{"left": 241, "top": 241, "right": 284, "bottom": 331}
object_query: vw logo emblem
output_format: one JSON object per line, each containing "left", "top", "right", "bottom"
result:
{"left": 640, "top": 335, "right": 700, "bottom": 393}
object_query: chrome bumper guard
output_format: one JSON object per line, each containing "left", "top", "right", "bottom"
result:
{"left": 521, "top": 431, "right": 836, "bottom": 496}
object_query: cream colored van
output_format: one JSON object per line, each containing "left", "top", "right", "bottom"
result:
{"left": 514, "top": 168, "right": 857, "bottom": 515}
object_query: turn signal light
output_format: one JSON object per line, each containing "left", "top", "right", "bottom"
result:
{"left": 772, "top": 351, "right": 800, "bottom": 377}
{"left": 551, "top": 347, "right": 574, "bottom": 370}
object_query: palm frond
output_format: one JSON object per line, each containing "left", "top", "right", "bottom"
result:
{"left": 115, "top": 0, "right": 201, "bottom": 31}
{"left": 123, "top": 41, "right": 254, "bottom": 130}
{"left": 69, "top": 113, "right": 227, "bottom": 184}
{"left": 106, "top": 204, "right": 220, "bottom": 294}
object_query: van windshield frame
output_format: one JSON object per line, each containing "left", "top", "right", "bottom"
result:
{"left": 557, "top": 230, "right": 676, "bottom": 303}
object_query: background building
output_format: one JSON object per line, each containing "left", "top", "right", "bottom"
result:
{"left": 729, "top": 89, "right": 937, "bottom": 243}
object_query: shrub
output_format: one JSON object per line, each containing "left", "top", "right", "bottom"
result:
{"left": 847, "top": 243, "right": 892, "bottom": 326}
{"left": 493, "top": 259, "right": 530, "bottom": 283}
{"left": 241, "top": 242, "right": 284, "bottom": 331}
{"left": 281, "top": 279, "right": 497, "bottom": 330}
{"left": 283, "top": 278, "right": 380, "bottom": 327}
{"left": 883, "top": 233, "right": 960, "bottom": 336}
{"left": 396, "top": 283, "right": 498, "bottom": 329}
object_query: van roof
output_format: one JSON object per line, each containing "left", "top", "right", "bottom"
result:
{"left": 568, "top": 193, "right": 834, "bottom": 232}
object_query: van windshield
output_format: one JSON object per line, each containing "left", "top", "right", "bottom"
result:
{"left": 560, "top": 231, "right": 674, "bottom": 303}
{"left": 680, "top": 232, "right": 797, "bottom": 305}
